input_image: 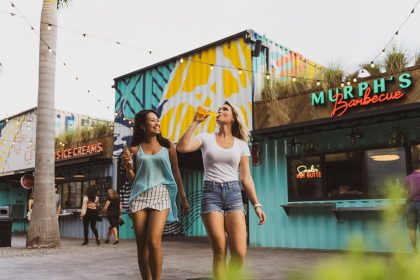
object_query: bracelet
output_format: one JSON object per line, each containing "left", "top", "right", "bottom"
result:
{"left": 253, "top": 203, "right": 262, "bottom": 210}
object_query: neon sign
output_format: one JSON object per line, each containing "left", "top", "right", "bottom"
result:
{"left": 311, "top": 73, "right": 412, "bottom": 117}
{"left": 296, "top": 165, "right": 322, "bottom": 179}
{"left": 56, "top": 142, "right": 103, "bottom": 160}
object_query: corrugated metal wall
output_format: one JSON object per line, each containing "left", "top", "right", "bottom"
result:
{"left": 251, "top": 31, "right": 323, "bottom": 101}
{"left": 249, "top": 117, "right": 419, "bottom": 252}
{"left": 0, "top": 182, "right": 28, "bottom": 233}
{"left": 180, "top": 169, "right": 206, "bottom": 236}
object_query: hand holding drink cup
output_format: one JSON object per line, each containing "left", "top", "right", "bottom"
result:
{"left": 122, "top": 145, "right": 133, "bottom": 170}
{"left": 194, "top": 105, "right": 217, "bottom": 122}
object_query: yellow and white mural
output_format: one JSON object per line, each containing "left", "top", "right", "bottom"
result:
{"left": 158, "top": 38, "right": 253, "bottom": 142}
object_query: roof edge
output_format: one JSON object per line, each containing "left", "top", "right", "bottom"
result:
{"left": 113, "top": 29, "right": 254, "bottom": 82}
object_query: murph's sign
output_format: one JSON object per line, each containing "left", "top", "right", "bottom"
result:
{"left": 311, "top": 73, "right": 413, "bottom": 117}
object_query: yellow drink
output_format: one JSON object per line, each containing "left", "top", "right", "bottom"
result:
{"left": 196, "top": 105, "right": 217, "bottom": 118}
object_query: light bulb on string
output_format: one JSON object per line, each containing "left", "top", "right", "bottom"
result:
{"left": 47, "top": 24, "right": 52, "bottom": 31}
{"left": 353, "top": 78, "right": 357, "bottom": 83}
{"left": 210, "top": 64, "right": 214, "bottom": 70}
{"left": 180, "top": 58, "right": 184, "bottom": 64}
{"left": 266, "top": 74, "right": 270, "bottom": 80}
{"left": 341, "top": 82, "right": 344, "bottom": 87}
{"left": 292, "top": 77, "right": 296, "bottom": 82}
{"left": 48, "top": 48, "right": 53, "bottom": 53}
{"left": 370, "top": 62, "right": 375, "bottom": 68}
{"left": 316, "top": 81, "right": 321, "bottom": 86}
{"left": 238, "top": 69, "right": 242, "bottom": 75}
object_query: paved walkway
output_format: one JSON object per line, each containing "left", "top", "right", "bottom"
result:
{"left": 0, "top": 234, "right": 343, "bottom": 280}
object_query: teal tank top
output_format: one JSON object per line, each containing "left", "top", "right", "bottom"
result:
{"left": 128, "top": 145, "right": 178, "bottom": 222}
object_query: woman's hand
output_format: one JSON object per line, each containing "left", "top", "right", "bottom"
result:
{"left": 254, "top": 207, "right": 266, "bottom": 225}
{"left": 180, "top": 196, "right": 189, "bottom": 215}
{"left": 122, "top": 152, "right": 134, "bottom": 171}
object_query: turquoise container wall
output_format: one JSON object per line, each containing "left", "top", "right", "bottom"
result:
{"left": 180, "top": 169, "right": 206, "bottom": 237}
{"left": 249, "top": 117, "right": 420, "bottom": 252}
{"left": 0, "top": 182, "right": 29, "bottom": 233}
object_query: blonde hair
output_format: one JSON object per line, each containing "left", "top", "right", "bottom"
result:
{"left": 224, "top": 101, "right": 249, "bottom": 143}
{"left": 108, "top": 189, "right": 119, "bottom": 200}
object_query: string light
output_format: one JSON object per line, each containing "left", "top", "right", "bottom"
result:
{"left": 7, "top": 1, "right": 110, "bottom": 115}
{"left": 368, "top": 0, "right": 419, "bottom": 69}
{"left": 353, "top": 78, "right": 358, "bottom": 83}
{"left": 266, "top": 74, "right": 270, "bottom": 80}
{"left": 347, "top": 81, "right": 351, "bottom": 86}
{"left": 316, "top": 81, "right": 321, "bottom": 86}
{"left": 2, "top": 4, "right": 329, "bottom": 85}
{"left": 209, "top": 64, "right": 214, "bottom": 70}
{"left": 292, "top": 77, "right": 296, "bottom": 82}
{"left": 238, "top": 69, "right": 242, "bottom": 75}
{"left": 370, "top": 62, "right": 375, "bottom": 68}
{"left": 340, "top": 82, "right": 344, "bottom": 87}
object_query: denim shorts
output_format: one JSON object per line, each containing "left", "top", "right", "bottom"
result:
{"left": 201, "top": 180, "right": 245, "bottom": 215}
{"left": 407, "top": 201, "right": 420, "bottom": 230}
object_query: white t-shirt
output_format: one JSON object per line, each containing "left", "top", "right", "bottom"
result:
{"left": 194, "top": 133, "right": 251, "bottom": 183}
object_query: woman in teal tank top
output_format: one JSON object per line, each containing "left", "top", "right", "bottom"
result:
{"left": 122, "top": 109, "right": 189, "bottom": 280}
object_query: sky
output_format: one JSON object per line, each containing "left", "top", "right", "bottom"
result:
{"left": 0, "top": 0, "right": 419, "bottom": 121}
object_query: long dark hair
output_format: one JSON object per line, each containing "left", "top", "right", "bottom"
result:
{"left": 86, "top": 186, "right": 97, "bottom": 202}
{"left": 130, "top": 110, "right": 170, "bottom": 148}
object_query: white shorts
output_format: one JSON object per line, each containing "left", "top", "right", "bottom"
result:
{"left": 131, "top": 185, "right": 170, "bottom": 213}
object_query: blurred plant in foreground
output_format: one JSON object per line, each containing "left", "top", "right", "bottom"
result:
{"left": 288, "top": 181, "right": 420, "bottom": 280}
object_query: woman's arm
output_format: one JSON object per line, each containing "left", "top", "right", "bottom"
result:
{"left": 177, "top": 110, "right": 208, "bottom": 153}
{"left": 119, "top": 202, "right": 123, "bottom": 217}
{"left": 169, "top": 142, "right": 189, "bottom": 215}
{"left": 103, "top": 200, "right": 110, "bottom": 212}
{"left": 239, "top": 156, "right": 266, "bottom": 225}
{"left": 28, "top": 199, "right": 33, "bottom": 211}
{"left": 80, "top": 196, "right": 87, "bottom": 218}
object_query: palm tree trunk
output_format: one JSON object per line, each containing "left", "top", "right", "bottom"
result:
{"left": 27, "top": 0, "right": 60, "bottom": 248}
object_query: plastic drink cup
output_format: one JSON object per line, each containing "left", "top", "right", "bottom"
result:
{"left": 196, "top": 105, "right": 217, "bottom": 118}
{"left": 123, "top": 144, "right": 133, "bottom": 165}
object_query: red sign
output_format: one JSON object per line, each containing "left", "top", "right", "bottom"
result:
{"left": 56, "top": 142, "right": 103, "bottom": 160}
{"left": 296, "top": 165, "right": 322, "bottom": 179}
{"left": 330, "top": 87, "right": 404, "bottom": 117}
{"left": 20, "top": 174, "right": 34, "bottom": 189}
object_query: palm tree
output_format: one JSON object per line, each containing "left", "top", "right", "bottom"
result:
{"left": 27, "top": 0, "right": 70, "bottom": 249}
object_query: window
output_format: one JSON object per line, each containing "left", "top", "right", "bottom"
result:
{"left": 325, "top": 151, "right": 364, "bottom": 198}
{"left": 365, "top": 147, "right": 407, "bottom": 197}
{"left": 63, "top": 182, "right": 82, "bottom": 208}
{"left": 287, "top": 147, "right": 410, "bottom": 201}
{"left": 288, "top": 156, "right": 323, "bottom": 200}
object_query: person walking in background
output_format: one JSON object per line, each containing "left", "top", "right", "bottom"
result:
{"left": 27, "top": 192, "right": 34, "bottom": 222}
{"left": 103, "top": 188, "right": 122, "bottom": 245}
{"left": 405, "top": 160, "right": 420, "bottom": 253}
{"left": 80, "top": 185, "right": 100, "bottom": 246}
{"left": 55, "top": 186, "right": 61, "bottom": 218}
{"left": 177, "top": 101, "right": 266, "bottom": 280}
{"left": 122, "top": 109, "right": 189, "bottom": 280}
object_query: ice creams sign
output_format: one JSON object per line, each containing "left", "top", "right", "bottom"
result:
{"left": 296, "top": 165, "right": 322, "bottom": 179}
{"left": 311, "top": 73, "right": 413, "bottom": 117}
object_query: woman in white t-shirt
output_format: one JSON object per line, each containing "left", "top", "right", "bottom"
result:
{"left": 177, "top": 101, "right": 266, "bottom": 279}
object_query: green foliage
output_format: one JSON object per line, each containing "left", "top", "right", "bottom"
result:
{"left": 384, "top": 46, "right": 409, "bottom": 74}
{"left": 57, "top": 0, "right": 71, "bottom": 9}
{"left": 261, "top": 78, "right": 311, "bottom": 101}
{"left": 287, "top": 181, "right": 419, "bottom": 280}
{"left": 415, "top": 53, "right": 420, "bottom": 67}
{"left": 55, "top": 121, "right": 112, "bottom": 148}
{"left": 321, "top": 64, "right": 344, "bottom": 89}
